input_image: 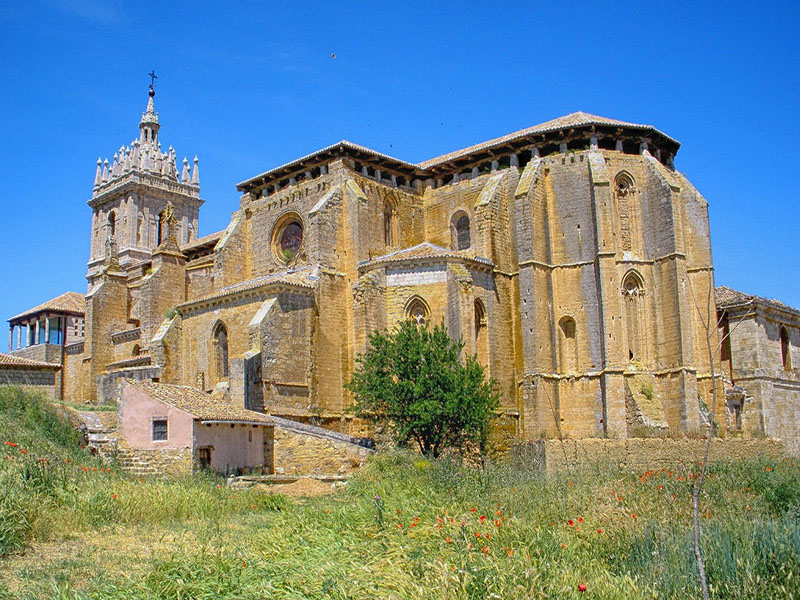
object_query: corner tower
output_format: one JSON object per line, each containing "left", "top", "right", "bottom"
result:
{"left": 86, "top": 81, "right": 203, "bottom": 284}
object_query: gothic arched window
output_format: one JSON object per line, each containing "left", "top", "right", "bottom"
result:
{"left": 781, "top": 326, "right": 792, "bottom": 370}
{"left": 213, "top": 322, "right": 229, "bottom": 380}
{"left": 384, "top": 199, "right": 397, "bottom": 247}
{"left": 451, "top": 211, "right": 471, "bottom": 250}
{"left": 405, "top": 296, "right": 430, "bottom": 326}
{"left": 622, "top": 271, "right": 645, "bottom": 363}
{"left": 614, "top": 172, "right": 636, "bottom": 252}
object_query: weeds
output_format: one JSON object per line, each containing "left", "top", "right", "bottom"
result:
{"left": 1, "top": 387, "right": 799, "bottom": 598}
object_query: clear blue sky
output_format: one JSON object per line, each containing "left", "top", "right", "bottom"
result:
{"left": 1, "top": 1, "right": 798, "bottom": 349}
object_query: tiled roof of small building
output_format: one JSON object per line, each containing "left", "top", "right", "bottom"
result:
{"left": 716, "top": 286, "right": 799, "bottom": 315}
{"left": 419, "top": 111, "right": 679, "bottom": 168}
{"left": 130, "top": 380, "right": 273, "bottom": 424}
{"left": 9, "top": 291, "right": 85, "bottom": 322}
{"left": 359, "top": 242, "right": 493, "bottom": 268}
{"left": 0, "top": 353, "right": 60, "bottom": 369}
{"left": 180, "top": 230, "right": 223, "bottom": 253}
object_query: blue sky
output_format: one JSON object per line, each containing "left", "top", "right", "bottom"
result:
{"left": 1, "top": 1, "right": 798, "bottom": 349}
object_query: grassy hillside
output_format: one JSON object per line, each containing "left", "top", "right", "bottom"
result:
{"left": 1, "top": 386, "right": 799, "bottom": 599}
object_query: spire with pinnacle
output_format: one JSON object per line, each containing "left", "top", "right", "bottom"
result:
{"left": 139, "top": 72, "right": 160, "bottom": 146}
{"left": 91, "top": 73, "right": 200, "bottom": 194}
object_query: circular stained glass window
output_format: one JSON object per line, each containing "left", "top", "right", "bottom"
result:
{"left": 280, "top": 222, "right": 303, "bottom": 254}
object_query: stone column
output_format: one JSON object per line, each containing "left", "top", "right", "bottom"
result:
{"left": 34, "top": 319, "right": 40, "bottom": 346}
{"left": 44, "top": 314, "right": 50, "bottom": 345}
{"left": 8, "top": 325, "right": 13, "bottom": 352}
{"left": 16, "top": 325, "right": 21, "bottom": 350}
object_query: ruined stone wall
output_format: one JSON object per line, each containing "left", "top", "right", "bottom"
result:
{"left": 531, "top": 437, "right": 787, "bottom": 472}
{"left": 116, "top": 438, "right": 193, "bottom": 477}
{"left": 0, "top": 369, "right": 57, "bottom": 398}
{"left": 270, "top": 417, "right": 372, "bottom": 475}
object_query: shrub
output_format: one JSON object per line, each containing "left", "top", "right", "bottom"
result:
{"left": 347, "top": 321, "right": 499, "bottom": 457}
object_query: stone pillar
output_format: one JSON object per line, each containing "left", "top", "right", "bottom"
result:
{"left": 34, "top": 319, "right": 40, "bottom": 346}
{"left": 8, "top": 325, "right": 13, "bottom": 352}
{"left": 44, "top": 314, "right": 50, "bottom": 345}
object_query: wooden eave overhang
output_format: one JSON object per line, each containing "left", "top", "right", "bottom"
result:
{"left": 236, "top": 140, "right": 427, "bottom": 194}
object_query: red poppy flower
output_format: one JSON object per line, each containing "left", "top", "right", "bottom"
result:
{"left": 496, "top": 510, "right": 502, "bottom": 516}
{"left": 479, "top": 515, "right": 487, "bottom": 523}
{"left": 567, "top": 519, "right": 574, "bottom": 526}
{"left": 577, "top": 517, "right": 583, "bottom": 523}
{"left": 485, "top": 533, "right": 491, "bottom": 540}
{"left": 470, "top": 507, "right": 476, "bottom": 513}
{"left": 597, "top": 528, "right": 604, "bottom": 534}
{"left": 766, "top": 467, "right": 772, "bottom": 472}
{"left": 396, "top": 523, "right": 403, "bottom": 528}
{"left": 481, "top": 546, "right": 489, "bottom": 554}
{"left": 578, "top": 583, "right": 587, "bottom": 592}
{"left": 494, "top": 519, "right": 502, "bottom": 527}
{"left": 445, "top": 537, "right": 452, "bottom": 543}
{"left": 112, "top": 494, "right": 118, "bottom": 500}
{"left": 631, "top": 513, "right": 637, "bottom": 520}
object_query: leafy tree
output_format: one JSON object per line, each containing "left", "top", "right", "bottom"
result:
{"left": 347, "top": 320, "right": 500, "bottom": 458}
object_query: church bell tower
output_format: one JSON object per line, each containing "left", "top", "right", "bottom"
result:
{"left": 86, "top": 76, "right": 203, "bottom": 284}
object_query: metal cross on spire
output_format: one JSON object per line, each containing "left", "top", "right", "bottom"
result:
{"left": 148, "top": 70, "right": 157, "bottom": 89}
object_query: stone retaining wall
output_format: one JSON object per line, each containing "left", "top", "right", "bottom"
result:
{"left": 519, "top": 437, "right": 787, "bottom": 472}
{"left": 271, "top": 417, "right": 374, "bottom": 475}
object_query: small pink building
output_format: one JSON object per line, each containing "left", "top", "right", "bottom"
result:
{"left": 119, "top": 379, "right": 273, "bottom": 476}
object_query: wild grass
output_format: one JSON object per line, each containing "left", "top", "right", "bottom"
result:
{"left": 0, "top": 386, "right": 799, "bottom": 599}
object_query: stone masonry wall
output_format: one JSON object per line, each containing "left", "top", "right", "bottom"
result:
{"left": 271, "top": 417, "right": 373, "bottom": 475}
{"left": 0, "top": 369, "right": 57, "bottom": 398}
{"left": 532, "top": 438, "right": 787, "bottom": 472}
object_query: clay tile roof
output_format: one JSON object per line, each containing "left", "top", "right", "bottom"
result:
{"left": 0, "top": 352, "right": 60, "bottom": 369}
{"left": 359, "top": 242, "right": 493, "bottom": 267}
{"left": 180, "top": 230, "right": 223, "bottom": 253}
{"left": 236, "top": 140, "right": 421, "bottom": 191}
{"left": 177, "top": 266, "right": 317, "bottom": 310}
{"left": 716, "top": 286, "right": 799, "bottom": 315}
{"left": 130, "top": 380, "right": 272, "bottom": 424}
{"left": 418, "top": 111, "right": 679, "bottom": 168}
{"left": 9, "top": 291, "right": 85, "bottom": 322}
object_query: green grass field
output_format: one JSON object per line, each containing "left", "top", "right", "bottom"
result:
{"left": 0, "top": 386, "right": 798, "bottom": 599}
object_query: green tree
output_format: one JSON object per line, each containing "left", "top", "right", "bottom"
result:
{"left": 347, "top": 320, "right": 499, "bottom": 458}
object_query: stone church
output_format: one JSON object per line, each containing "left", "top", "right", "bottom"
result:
{"left": 6, "top": 84, "right": 799, "bottom": 456}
